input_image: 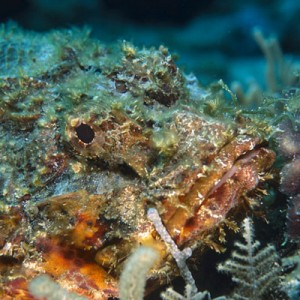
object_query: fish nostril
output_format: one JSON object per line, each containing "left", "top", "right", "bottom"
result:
{"left": 75, "top": 123, "right": 95, "bottom": 144}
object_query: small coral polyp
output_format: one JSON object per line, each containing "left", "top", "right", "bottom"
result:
{"left": 0, "top": 24, "right": 276, "bottom": 299}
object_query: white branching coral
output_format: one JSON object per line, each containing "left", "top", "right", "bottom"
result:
{"left": 161, "top": 284, "right": 212, "bottom": 300}
{"left": 147, "top": 208, "right": 226, "bottom": 300}
{"left": 218, "top": 217, "right": 281, "bottom": 300}
{"left": 147, "top": 207, "right": 197, "bottom": 294}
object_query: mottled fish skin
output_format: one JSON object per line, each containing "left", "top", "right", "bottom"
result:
{"left": 0, "top": 24, "right": 276, "bottom": 299}
{"left": 0, "top": 41, "right": 56, "bottom": 77}
{"left": 0, "top": 22, "right": 188, "bottom": 204}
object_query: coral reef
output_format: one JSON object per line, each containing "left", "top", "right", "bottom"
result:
{"left": 119, "top": 216, "right": 283, "bottom": 300}
{"left": 0, "top": 22, "right": 297, "bottom": 299}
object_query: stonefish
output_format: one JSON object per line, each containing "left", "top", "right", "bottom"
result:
{"left": 0, "top": 23, "right": 275, "bottom": 299}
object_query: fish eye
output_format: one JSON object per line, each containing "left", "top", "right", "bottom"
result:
{"left": 75, "top": 123, "right": 95, "bottom": 144}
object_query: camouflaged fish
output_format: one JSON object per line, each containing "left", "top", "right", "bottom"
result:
{"left": 0, "top": 23, "right": 276, "bottom": 299}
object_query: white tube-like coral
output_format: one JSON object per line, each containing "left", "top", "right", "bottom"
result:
{"left": 119, "top": 246, "right": 159, "bottom": 300}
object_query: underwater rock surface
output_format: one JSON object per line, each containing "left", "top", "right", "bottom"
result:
{"left": 0, "top": 23, "right": 279, "bottom": 299}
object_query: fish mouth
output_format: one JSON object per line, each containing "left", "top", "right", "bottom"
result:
{"left": 162, "top": 137, "right": 275, "bottom": 246}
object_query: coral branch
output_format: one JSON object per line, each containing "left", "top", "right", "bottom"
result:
{"left": 218, "top": 218, "right": 281, "bottom": 299}
{"left": 147, "top": 207, "right": 197, "bottom": 294}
